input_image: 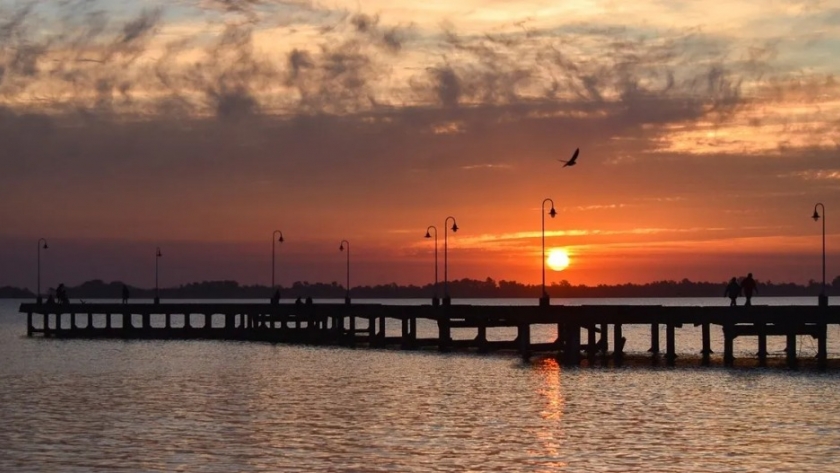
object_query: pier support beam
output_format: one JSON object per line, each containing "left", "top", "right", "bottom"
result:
{"left": 599, "top": 323, "right": 609, "bottom": 356}
{"left": 701, "top": 323, "right": 712, "bottom": 366}
{"left": 649, "top": 323, "right": 660, "bottom": 355}
{"left": 613, "top": 324, "right": 624, "bottom": 366}
{"left": 476, "top": 321, "right": 488, "bottom": 353}
{"left": 401, "top": 318, "right": 411, "bottom": 349}
{"left": 438, "top": 317, "right": 451, "bottom": 352}
{"left": 27, "top": 312, "right": 33, "bottom": 337}
{"left": 818, "top": 323, "right": 828, "bottom": 370}
{"left": 401, "top": 317, "right": 417, "bottom": 350}
{"left": 786, "top": 330, "right": 797, "bottom": 368}
{"left": 723, "top": 325, "right": 734, "bottom": 367}
{"left": 665, "top": 323, "right": 676, "bottom": 366}
{"left": 562, "top": 324, "right": 580, "bottom": 367}
{"left": 368, "top": 317, "right": 377, "bottom": 346}
{"left": 378, "top": 316, "right": 386, "bottom": 346}
{"left": 757, "top": 322, "right": 767, "bottom": 367}
{"left": 518, "top": 323, "right": 531, "bottom": 361}
{"left": 587, "top": 326, "right": 597, "bottom": 362}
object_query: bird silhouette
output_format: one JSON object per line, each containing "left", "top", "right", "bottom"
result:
{"left": 558, "top": 148, "right": 580, "bottom": 167}
{"left": 558, "top": 148, "right": 579, "bottom": 167}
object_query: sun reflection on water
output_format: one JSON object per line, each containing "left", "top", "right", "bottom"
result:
{"left": 530, "top": 358, "right": 568, "bottom": 469}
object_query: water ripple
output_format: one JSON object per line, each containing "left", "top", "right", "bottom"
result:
{"left": 3, "top": 301, "right": 840, "bottom": 471}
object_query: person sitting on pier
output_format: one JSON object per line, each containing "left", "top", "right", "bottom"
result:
{"left": 741, "top": 273, "right": 757, "bottom": 306}
{"left": 46, "top": 291, "right": 56, "bottom": 305}
{"left": 121, "top": 285, "right": 130, "bottom": 304}
{"left": 271, "top": 289, "right": 281, "bottom": 305}
{"left": 295, "top": 297, "right": 303, "bottom": 306}
{"left": 305, "top": 296, "right": 313, "bottom": 305}
{"left": 724, "top": 277, "right": 741, "bottom": 306}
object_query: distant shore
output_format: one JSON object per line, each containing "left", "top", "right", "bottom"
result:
{"left": 2, "top": 277, "right": 837, "bottom": 299}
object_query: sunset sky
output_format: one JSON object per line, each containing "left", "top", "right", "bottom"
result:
{"left": 1, "top": 0, "right": 838, "bottom": 290}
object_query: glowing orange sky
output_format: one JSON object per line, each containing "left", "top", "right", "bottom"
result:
{"left": 0, "top": 0, "right": 838, "bottom": 289}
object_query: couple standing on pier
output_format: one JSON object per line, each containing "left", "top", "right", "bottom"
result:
{"left": 725, "top": 273, "right": 757, "bottom": 307}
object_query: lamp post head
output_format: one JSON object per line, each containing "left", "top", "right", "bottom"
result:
{"left": 549, "top": 207, "right": 557, "bottom": 218}
{"left": 451, "top": 222, "right": 459, "bottom": 233}
{"left": 339, "top": 244, "right": 344, "bottom": 251}
{"left": 156, "top": 248, "right": 162, "bottom": 257}
{"left": 42, "top": 242, "right": 48, "bottom": 249}
{"left": 278, "top": 235, "right": 285, "bottom": 243}
{"left": 424, "top": 231, "right": 432, "bottom": 238}
{"left": 812, "top": 209, "right": 821, "bottom": 222}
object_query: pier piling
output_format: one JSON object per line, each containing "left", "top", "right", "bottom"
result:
{"left": 701, "top": 322, "right": 712, "bottom": 366}
{"left": 649, "top": 323, "right": 660, "bottom": 355}
{"left": 665, "top": 323, "right": 677, "bottom": 366}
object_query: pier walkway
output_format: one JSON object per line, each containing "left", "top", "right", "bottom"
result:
{"left": 19, "top": 302, "right": 840, "bottom": 369}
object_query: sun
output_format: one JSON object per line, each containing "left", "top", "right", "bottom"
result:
{"left": 547, "top": 248, "right": 570, "bottom": 271}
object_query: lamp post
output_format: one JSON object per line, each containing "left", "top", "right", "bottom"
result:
{"left": 36, "top": 238, "right": 48, "bottom": 304}
{"left": 271, "top": 230, "right": 284, "bottom": 290}
{"left": 541, "top": 198, "right": 557, "bottom": 307}
{"left": 155, "top": 247, "right": 162, "bottom": 305}
{"left": 425, "top": 226, "right": 439, "bottom": 306}
{"left": 443, "top": 216, "right": 458, "bottom": 305}
{"left": 813, "top": 203, "right": 828, "bottom": 307}
{"left": 339, "top": 240, "right": 350, "bottom": 305}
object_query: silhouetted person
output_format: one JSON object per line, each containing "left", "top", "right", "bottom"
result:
{"left": 121, "top": 285, "right": 130, "bottom": 304}
{"left": 270, "top": 288, "right": 280, "bottom": 305}
{"left": 741, "top": 273, "right": 757, "bottom": 306}
{"left": 305, "top": 296, "right": 313, "bottom": 305}
{"left": 295, "top": 297, "right": 303, "bottom": 306}
{"left": 56, "top": 284, "right": 69, "bottom": 305}
{"left": 46, "top": 291, "right": 56, "bottom": 305}
{"left": 724, "top": 277, "right": 740, "bottom": 306}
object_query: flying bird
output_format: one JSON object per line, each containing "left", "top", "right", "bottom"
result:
{"left": 558, "top": 148, "right": 580, "bottom": 167}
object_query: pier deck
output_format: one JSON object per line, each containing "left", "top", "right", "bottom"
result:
{"left": 19, "top": 302, "right": 840, "bottom": 369}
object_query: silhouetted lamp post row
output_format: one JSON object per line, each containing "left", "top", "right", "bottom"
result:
{"left": 36, "top": 238, "right": 48, "bottom": 304}
{"left": 34, "top": 203, "right": 827, "bottom": 308}
{"left": 272, "top": 230, "right": 284, "bottom": 290}
{"left": 541, "top": 198, "right": 557, "bottom": 306}
{"left": 155, "top": 247, "right": 162, "bottom": 305}
{"left": 339, "top": 240, "right": 351, "bottom": 304}
{"left": 813, "top": 203, "right": 828, "bottom": 307}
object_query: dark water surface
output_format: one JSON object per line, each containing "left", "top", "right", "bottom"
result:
{"left": 2, "top": 298, "right": 840, "bottom": 472}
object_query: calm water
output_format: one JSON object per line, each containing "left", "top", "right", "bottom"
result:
{"left": 2, "top": 298, "right": 840, "bottom": 472}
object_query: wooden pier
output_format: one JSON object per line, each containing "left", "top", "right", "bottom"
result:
{"left": 18, "top": 302, "right": 840, "bottom": 369}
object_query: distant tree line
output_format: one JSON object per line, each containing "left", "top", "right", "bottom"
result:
{"left": 2, "top": 276, "right": 840, "bottom": 299}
